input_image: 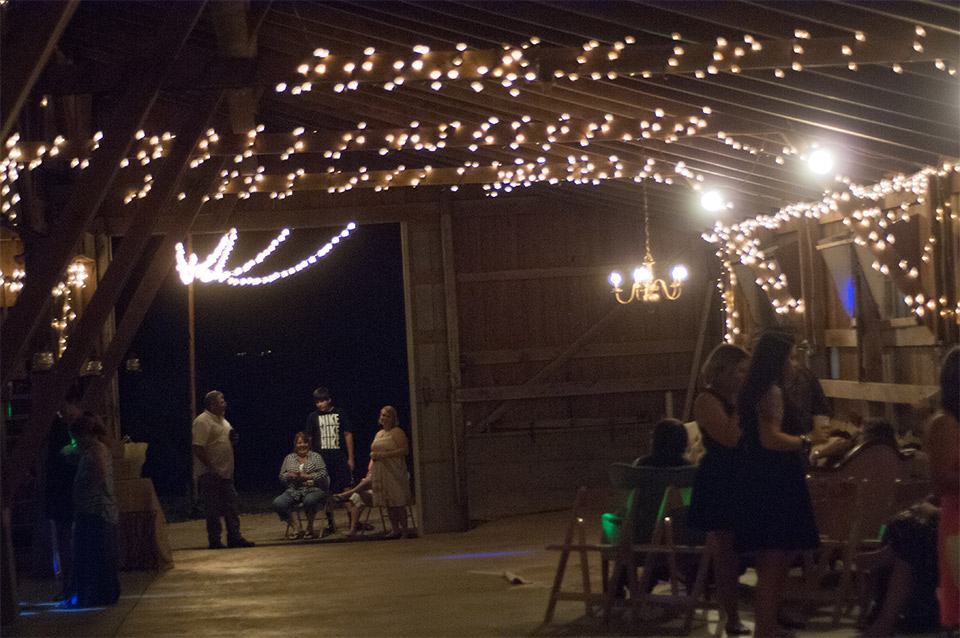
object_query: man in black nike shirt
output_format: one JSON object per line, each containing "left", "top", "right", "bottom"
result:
{"left": 305, "top": 387, "right": 354, "bottom": 532}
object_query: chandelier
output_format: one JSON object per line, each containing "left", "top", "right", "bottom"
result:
{"left": 608, "top": 184, "right": 688, "bottom": 303}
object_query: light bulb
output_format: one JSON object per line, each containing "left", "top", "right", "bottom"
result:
{"left": 671, "top": 265, "right": 689, "bottom": 281}
{"left": 609, "top": 272, "right": 622, "bottom": 288}
{"left": 701, "top": 190, "right": 725, "bottom": 213}
{"left": 634, "top": 266, "right": 652, "bottom": 283}
{"left": 807, "top": 148, "right": 835, "bottom": 175}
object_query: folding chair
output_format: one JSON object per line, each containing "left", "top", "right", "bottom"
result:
{"left": 604, "top": 484, "right": 717, "bottom": 634}
{"left": 791, "top": 476, "right": 868, "bottom": 625}
{"left": 543, "top": 487, "right": 606, "bottom": 625}
{"left": 283, "top": 503, "right": 308, "bottom": 539}
{"left": 377, "top": 503, "right": 418, "bottom": 537}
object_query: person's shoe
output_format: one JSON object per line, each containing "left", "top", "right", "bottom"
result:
{"left": 208, "top": 540, "right": 226, "bottom": 550}
{"left": 358, "top": 521, "right": 375, "bottom": 531}
{"left": 724, "top": 620, "right": 751, "bottom": 636}
{"left": 227, "top": 538, "right": 255, "bottom": 548}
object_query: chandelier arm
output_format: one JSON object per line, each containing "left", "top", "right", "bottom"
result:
{"left": 612, "top": 285, "right": 636, "bottom": 304}
{"left": 657, "top": 278, "right": 682, "bottom": 300}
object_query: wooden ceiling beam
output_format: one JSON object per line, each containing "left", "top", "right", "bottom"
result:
{"left": 32, "top": 33, "right": 958, "bottom": 98}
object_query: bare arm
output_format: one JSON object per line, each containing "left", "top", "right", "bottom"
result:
{"left": 344, "top": 431, "right": 355, "bottom": 470}
{"left": 757, "top": 387, "right": 806, "bottom": 452}
{"left": 693, "top": 392, "right": 741, "bottom": 448}
{"left": 192, "top": 444, "right": 219, "bottom": 477}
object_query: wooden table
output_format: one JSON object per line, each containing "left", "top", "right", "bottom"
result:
{"left": 115, "top": 478, "right": 173, "bottom": 571}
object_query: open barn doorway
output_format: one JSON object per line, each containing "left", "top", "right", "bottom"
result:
{"left": 116, "top": 223, "right": 410, "bottom": 506}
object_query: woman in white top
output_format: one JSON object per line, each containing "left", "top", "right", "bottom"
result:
{"left": 369, "top": 406, "right": 412, "bottom": 538}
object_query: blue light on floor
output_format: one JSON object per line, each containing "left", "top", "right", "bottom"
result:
{"left": 423, "top": 550, "right": 540, "bottom": 560}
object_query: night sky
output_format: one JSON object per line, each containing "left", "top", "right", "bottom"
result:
{"left": 117, "top": 223, "right": 410, "bottom": 496}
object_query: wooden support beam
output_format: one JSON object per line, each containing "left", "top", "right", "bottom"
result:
{"left": 440, "top": 201, "right": 466, "bottom": 511}
{"left": 462, "top": 339, "right": 696, "bottom": 366}
{"left": 32, "top": 34, "right": 958, "bottom": 96}
{"left": 474, "top": 305, "right": 624, "bottom": 431}
{"left": 269, "top": 35, "right": 960, "bottom": 85}
{"left": 682, "top": 284, "right": 715, "bottom": 421}
{"left": 83, "top": 161, "right": 229, "bottom": 411}
{"left": 458, "top": 375, "right": 689, "bottom": 403}
{"left": 820, "top": 379, "right": 938, "bottom": 404}
{"left": 0, "top": 3, "right": 207, "bottom": 388}
{"left": 0, "top": 0, "right": 79, "bottom": 142}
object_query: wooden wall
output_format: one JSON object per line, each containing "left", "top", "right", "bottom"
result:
{"left": 447, "top": 193, "right": 716, "bottom": 520}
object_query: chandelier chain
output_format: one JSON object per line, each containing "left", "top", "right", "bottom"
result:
{"left": 643, "top": 182, "right": 653, "bottom": 263}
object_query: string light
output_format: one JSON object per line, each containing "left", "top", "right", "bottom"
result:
{"left": 704, "top": 164, "right": 960, "bottom": 326}
{"left": 174, "top": 223, "right": 356, "bottom": 287}
{"left": 50, "top": 261, "right": 89, "bottom": 357}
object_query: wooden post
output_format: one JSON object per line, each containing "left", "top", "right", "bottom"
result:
{"left": 440, "top": 203, "right": 466, "bottom": 512}
{"left": 681, "top": 284, "right": 715, "bottom": 421}
{"left": 187, "top": 235, "right": 198, "bottom": 423}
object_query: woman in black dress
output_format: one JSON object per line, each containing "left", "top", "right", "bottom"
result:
{"left": 688, "top": 343, "right": 750, "bottom": 636}
{"left": 735, "top": 331, "right": 819, "bottom": 637}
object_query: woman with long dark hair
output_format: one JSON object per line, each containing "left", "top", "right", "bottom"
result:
{"left": 735, "top": 331, "right": 819, "bottom": 637}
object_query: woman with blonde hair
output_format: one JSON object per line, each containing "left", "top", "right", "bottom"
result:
{"left": 687, "top": 343, "right": 750, "bottom": 635}
{"left": 369, "top": 406, "right": 412, "bottom": 538}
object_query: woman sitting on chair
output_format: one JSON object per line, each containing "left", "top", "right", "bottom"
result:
{"left": 272, "top": 432, "right": 328, "bottom": 539}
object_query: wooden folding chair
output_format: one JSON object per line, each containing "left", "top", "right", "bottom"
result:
{"left": 787, "top": 476, "right": 867, "bottom": 626}
{"left": 283, "top": 502, "right": 308, "bottom": 539}
{"left": 543, "top": 487, "right": 606, "bottom": 625}
{"left": 605, "top": 484, "right": 716, "bottom": 634}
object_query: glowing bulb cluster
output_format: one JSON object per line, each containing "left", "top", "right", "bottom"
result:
{"left": 175, "top": 223, "right": 356, "bottom": 287}
{"left": 704, "top": 164, "right": 960, "bottom": 329}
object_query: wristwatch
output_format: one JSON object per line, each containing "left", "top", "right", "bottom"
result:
{"left": 799, "top": 434, "right": 813, "bottom": 454}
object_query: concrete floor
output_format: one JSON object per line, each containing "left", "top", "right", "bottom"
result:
{"left": 1, "top": 505, "right": 934, "bottom": 637}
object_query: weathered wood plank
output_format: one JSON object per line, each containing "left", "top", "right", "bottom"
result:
{"left": 458, "top": 375, "right": 689, "bottom": 403}
{"left": 462, "top": 339, "right": 697, "bottom": 366}
{"left": 820, "top": 379, "right": 938, "bottom": 404}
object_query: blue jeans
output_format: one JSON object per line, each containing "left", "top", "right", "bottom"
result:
{"left": 272, "top": 488, "right": 326, "bottom": 521}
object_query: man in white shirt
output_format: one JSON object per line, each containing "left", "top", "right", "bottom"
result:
{"left": 192, "top": 391, "right": 254, "bottom": 549}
